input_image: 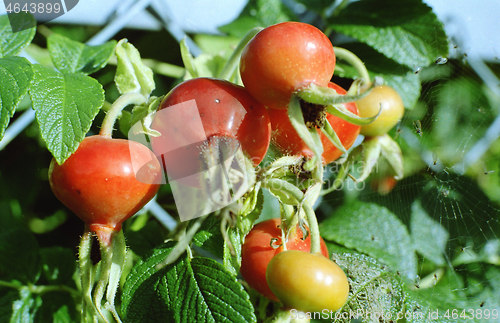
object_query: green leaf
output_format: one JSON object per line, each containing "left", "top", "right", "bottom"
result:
{"left": 402, "top": 271, "right": 471, "bottom": 322}
{"left": 402, "top": 288, "right": 459, "bottom": 323}
{"left": 193, "top": 34, "right": 240, "bottom": 56}
{"left": 192, "top": 216, "right": 224, "bottom": 260}
{"left": 330, "top": 0, "right": 448, "bottom": 69}
{"left": 223, "top": 228, "right": 242, "bottom": 276}
{"left": 39, "top": 247, "right": 76, "bottom": 285}
{"left": 294, "top": 0, "right": 332, "bottom": 14}
{"left": 220, "top": 16, "right": 260, "bottom": 39}
{"left": 191, "top": 53, "right": 226, "bottom": 79}
{"left": 114, "top": 39, "right": 154, "bottom": 97}
{"left": 410, "top": 200, "right": 448, "bottom": 266}
{"left": 47, "top": 33, "right": 116, "bottom": 75}
{"left": 174, "top": 257, "right": 256, "bottom": 323}
{"left": 29, "top": 64, "right": 104, "bottom": 164}
{"left": 432, "top": 77, "right": 494, "bottom": 165}
{"left": 0, "top": 13, "right": 36, "bottom": 57}
{"left": 35, "top": 293, "right": 76, "bottom": 323}
{"left": 0, "top": 211, "right": 40, "bottom": 283}
{"left": 329, "top": 247, "right": 406, "bottom": 320}
{"left": 0, "top": 56, "right": 33, "bottom": 140}
{"left": 124, "top": 219, "right": 167, "bottom": 258}
{"left": 122, "top": 243, "right": 256, "bottom": 323}
{"left": 320, "top": 201, "right": 417, "bottom": 280}
{"left": 180, "top": 38, "right": 198, "bottom": 78}
{"left": 121, "top": 243, "right": 176, "bottom": 323}
{"left": 335, "top": 43, "right": 421, "bottom": 108}
{"left": 219, "top": 0, "right": 294, "bottom": 37}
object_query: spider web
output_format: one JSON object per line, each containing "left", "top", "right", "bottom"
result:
{"left": 319, "top": 34, "right": 500, "bottom": 319}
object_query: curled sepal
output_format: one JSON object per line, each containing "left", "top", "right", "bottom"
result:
{"left": 357, "top": 136, "right": 383, "bottom": 182}
{"left": 303, "top": 181, "right": 322, "bottom": 207}
{"left": 288, "top": 95, "right": 323, "bottom": 160}
{"left": 280, "top": 203, "right": 296, "bottom": 227}
{"left": 264, "top": 178, "right": 304, "bottom": 205}
{"left": 326, "top": 80, "right": 381, "bottom": 126}
{"left": 114, "top": 39, "right": 154, "bottom": 97}
{"left": 326, "top": 103, "right": 380, "bottom": 126}
{"left": 128, "top": 96, "right": 163, "bottom": 137}
{"left": 180, "top": 38, "right": 198, "bottom": 79}
{"left": 262, "top": 155, "right": 303, "bottom": 178}
{"left": 379, "top": 134, "right": 404, "bottom": 180}
{"left": 295, "top": 81, "right": 375, "bottom": 107}
{"left": 321, "top": 119, "right": 347, "bottom": 155}
{"left": 240, "top": 182, "right": 261, "bottom": 217}
{"left": 356, "top": 134, "right": 404, "bottom": 182}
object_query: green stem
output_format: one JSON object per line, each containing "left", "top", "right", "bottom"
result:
{"left": 0, "top": 280, "right": 79, "bottom": 301}
{"left": 29, "top": 284, "right": 79, "bottom": 297}
{"left": 218, "top": 27, "right": 263, "bottom": 81}
{"left": 303, "top": 204, "right": 320, "bottom": 254}
{"left": 333, "top": 46, "right": 371, "bottom": 86}
{"left": 0, "top": 280, "right": 22, "bottom": 289}
{"left": 141, "top": 58, "right": 185, "bottom": 79}
{"left": 99, "top": 92, "right": 146, "bottom": 138}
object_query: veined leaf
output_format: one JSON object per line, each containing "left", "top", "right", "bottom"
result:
{"left": 0, "top": 56, "right": 33, "bottom": 140}
{"left": 29, "top": 65, "right": 104, "bottom": 164}
{"left": 47, "top": 33, "right": 116, "bottom": 75}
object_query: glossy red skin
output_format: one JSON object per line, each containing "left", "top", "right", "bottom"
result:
{"left": 240, "top": 21, "right": 335, "bottom": 109}
{"left": 49, "top": 136, "right": 161, "bottom": 243}
{"left": 240, "top": 218, "right": 329, "bottom": 301}
{"left": 151, "top": 78, "right": 271, "bottom": 168}
{"left": 269, "top": 83, "right": 361, "bottom": 164}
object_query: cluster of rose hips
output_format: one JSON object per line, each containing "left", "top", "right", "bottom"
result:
{"left": 48, "top": 21, "right": 404, "bottom": 316}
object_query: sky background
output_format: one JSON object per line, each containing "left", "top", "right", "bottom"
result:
{"left": 1, "top": 0, "right": 499, "bottom": 61}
